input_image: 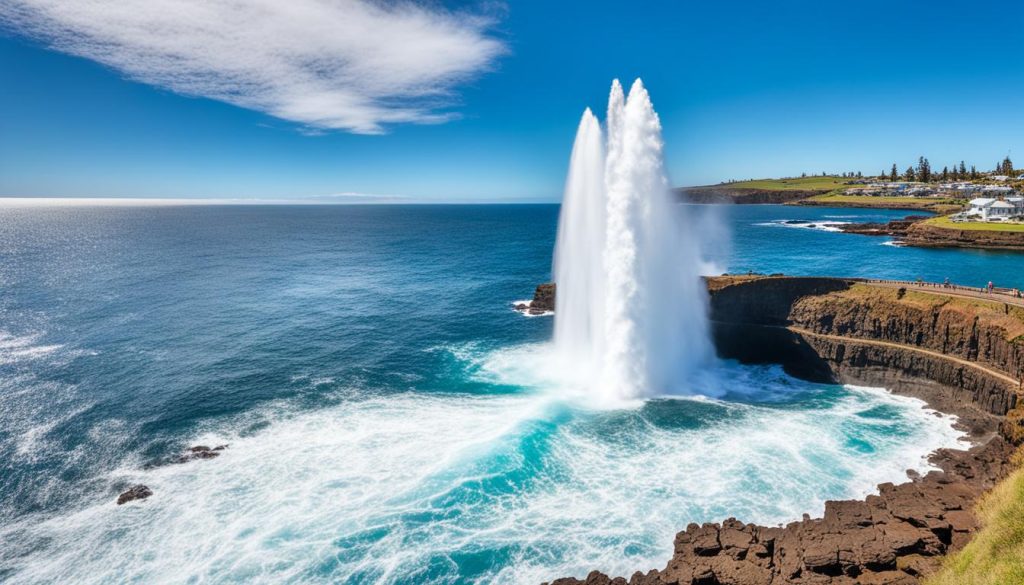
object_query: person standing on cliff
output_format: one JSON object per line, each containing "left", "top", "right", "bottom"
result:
{"left": 988, "top": 281, "right": 994, "bottom": 294}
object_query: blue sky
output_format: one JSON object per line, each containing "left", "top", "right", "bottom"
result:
{"left": 1, "top": 0, "right": 1022, "bottom": 201}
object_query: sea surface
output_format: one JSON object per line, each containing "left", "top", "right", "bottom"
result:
{"left": 0, "top": 203, "right": 1014, "bottom": 584}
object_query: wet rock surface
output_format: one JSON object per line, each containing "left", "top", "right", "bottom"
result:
{"left": 117, "top": 484, "right": 153, "bottom": 505}
{"left": 174, "top": 444, "right": 228, "bottom": 464}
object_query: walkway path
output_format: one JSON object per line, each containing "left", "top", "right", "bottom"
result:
{"left": 788, "top": 326, "right": 1023, "bottom": 388}
{"left": 859, "top": 279, "right": 1024, "bottom": 309}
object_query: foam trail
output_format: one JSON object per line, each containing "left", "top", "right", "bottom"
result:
{"left": 0, "top": 359, "right": 968, "bottom": 585}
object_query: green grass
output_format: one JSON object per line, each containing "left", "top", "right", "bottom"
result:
{"left": 924, "top": 215, "right": 1024, "bottom": 232}
{"left": 927, "top": 462, "right": 1024, "bottom": 585}
{"left": 707, "top": 176, "right": 851, "bottom": 191}
{"left": 807, "top": 193, "right": 962, "bottom": 206}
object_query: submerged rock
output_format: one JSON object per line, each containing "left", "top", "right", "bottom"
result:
{"left": 117, "top": 484, "right": 153, "bottom": 505}
{"left": 174, "top": 444, "right": 228, "bottom": 464}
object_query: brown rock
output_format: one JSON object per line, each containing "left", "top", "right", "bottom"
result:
{"left": 116, "top": 484, "right": 153, "bottom": 505}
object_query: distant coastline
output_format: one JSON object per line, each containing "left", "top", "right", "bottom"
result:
{"left": 678, "top": 175, "right": 1024, "bottom": 251}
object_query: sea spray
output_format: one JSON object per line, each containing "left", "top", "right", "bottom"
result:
{"left": 554, "top": 79, "right": 716, "bottom": 402}
{"left": 552, "top": 108, "right": 605, "bottom": 365}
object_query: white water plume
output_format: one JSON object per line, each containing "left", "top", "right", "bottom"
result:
{"left": 554, "top": 79, "right": 717, "bottom": 403}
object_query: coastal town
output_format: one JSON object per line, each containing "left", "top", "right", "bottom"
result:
{"left": 843, "top": 156, "right": 1024, "bottom": 222}
{"left": 679, "top": 156, "right": 1024, "bottom": 252}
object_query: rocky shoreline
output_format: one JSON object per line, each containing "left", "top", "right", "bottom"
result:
{"left": 830, "top": 216, "right": 1024, "bottom": 251}
{"left": 533, "top": 277, "right": 1024, "bottom": 585}
{"left": 900, "top": 222, "right": 1024, "bottom": 251}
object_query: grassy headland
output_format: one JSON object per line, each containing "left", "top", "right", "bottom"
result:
{"left": 924, "top": 215, "right": 1024, "bottom": 233}
{"left": 707, "top": 176, "right": 852, "bottom": 191}
{"left": 800, "top": 193, "right": 964, "bottom": 214}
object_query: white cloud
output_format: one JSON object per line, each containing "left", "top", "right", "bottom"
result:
{"left": 1, "top": 0, "right": 506, "bottom": 133}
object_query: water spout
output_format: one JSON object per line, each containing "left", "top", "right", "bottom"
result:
{"left": 553, "top": 79, "right": 715, "bottom": 402}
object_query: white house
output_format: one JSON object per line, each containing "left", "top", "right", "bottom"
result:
{"left": 988, "top": 200, "right": 1016, "bottom": 219}
{"left": 966, "top": 197, "right": 995, "bottom": 218}
{"left": 966, "top": 196, "right": 1023, "bottom": 220}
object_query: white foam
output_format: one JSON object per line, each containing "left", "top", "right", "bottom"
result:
{"left": 757, "top": 220, "right": 851, "bottom": 233}
{"left": 511, "top": 300, "right": 554, "bottom": 318}
{"left": 0, "top": 348, "right": 968, "bottom": 585}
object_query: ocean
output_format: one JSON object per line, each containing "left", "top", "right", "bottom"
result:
{"left": 0, "top": 203, "right": 1013, "bottom": 584}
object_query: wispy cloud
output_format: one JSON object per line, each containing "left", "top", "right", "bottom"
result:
{"left": 0, "top": 0, "right": 506, "bottom": 134}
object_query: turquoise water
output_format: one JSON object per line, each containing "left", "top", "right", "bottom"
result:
{"left": 0, "top": 204, "right": 1009, "bottom": 584}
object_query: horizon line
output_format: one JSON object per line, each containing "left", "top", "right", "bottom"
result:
{"left": 0, "top": 197, "right": 561, "bottom": 207}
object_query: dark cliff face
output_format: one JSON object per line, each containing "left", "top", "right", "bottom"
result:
{"left": 676, "top": 187, "right": 829, "bottom": 205}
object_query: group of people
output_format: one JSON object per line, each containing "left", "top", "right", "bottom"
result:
{"left": 919, "top": 277, "right": 1021, "bottom": 299}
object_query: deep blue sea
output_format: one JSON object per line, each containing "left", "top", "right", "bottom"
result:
{"left": 0, "top": 203, "right": 1015, "bottom": 584}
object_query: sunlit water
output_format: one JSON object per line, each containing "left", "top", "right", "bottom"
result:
{"left": 0, "top": 204, "right": 1009, "bottom": 584}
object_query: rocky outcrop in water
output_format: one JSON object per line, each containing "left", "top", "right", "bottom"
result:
{"left": 524, "top": 283, "right": 556, "bottom": 313}
{"left": 837, "top": 216, "right": 928, "bottom": 238}
{"left": 174, "top": 444, "right": 228, "bottom": 464}
{"left": 117, "top": 484, "right": 153, "bottom": 505}
{"left": 545, "top": 275, "right": 1024, "bottom": 585}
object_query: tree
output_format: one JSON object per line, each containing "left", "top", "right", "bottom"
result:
{"left": 890, "top": 164, "right": 899, "bottom": 181}
{"left": 856, "top": 171, "right": 863, "bottom": 178}
{"left": 970, "top": 165, "right": 978, "bottom": 180}
{"left": 951, "top": 164, "right": 959, "bottom": 180}
{"left": 904, "top": 166, "right": 916, "bottom": 181}
{"left": 941, "top": 166, "right": 949, "bottom": 181}
{"left": 917, "top": 156, "right": 931, "bottom": 183}
{"left": 996, "top": 159, "right": 1004, "bottom": 174}
{"left": 959, "top": 161, "right": 967, "bottom": 177}
{"left": 1003, "top": 156, "right": 1014, "bottom": 176}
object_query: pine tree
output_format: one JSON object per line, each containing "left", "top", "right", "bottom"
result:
{"left": 917, "top": 156, "right": 931, "bottom": 183}
{"left": 942, "top": 166, "right": 949, "bottom": 181}
{"left": 951, "top": 164, "right": 959, "bottom": 180}
{"left": 856, "top": 171, "right": 862, "bottom": 178}
{"left": 959, "top": 161, "right": 967, "bottom": 177}
{"left": 1003, "top": 156, "right": 1014, "bottom": 176}
{"left": 970, "top": 165, "right": 978, "bottom": 180}
{"left": 890, "top": 164, "right": 898, "bottom": 181}
{"left": 904, "top": 166, "right": 915, "bottom": 181}
{"left": 996, "top": 160, "right": 1004, "bottom": 174}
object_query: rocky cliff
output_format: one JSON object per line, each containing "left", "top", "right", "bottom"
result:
{"left": 676, "top": 187, "right": 830, "bottom": 205}
{"left": 540, "top": 276, "right": 1024, "bottom": 585}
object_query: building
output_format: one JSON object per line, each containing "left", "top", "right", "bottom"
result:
{"left": 988, "top": 200, "right": 1016, "bottom": 219}
{"left": 966, "top": 198, "right": 996, "bottom": 218}
{"left": 965, "top": 196, "right": 1024, "bottom": 221}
